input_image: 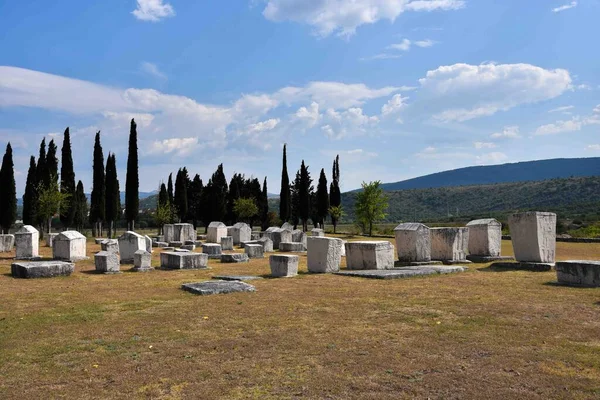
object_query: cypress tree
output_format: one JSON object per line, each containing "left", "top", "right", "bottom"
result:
{"left": 35, "top": 139, "right": 47, "bottom": 230}
{"left": 260, "top": 177, "right": 269, "bottom": 230}
{"left": 316, "top": 168, "right": 329, "bottom": 229}
{"left": 279, "top": 144, "right": 291, "bottom": 223}
{"left": 188, "top": 175, "right": 203, "bottom": 229}
{"left": 45, "top": 139, "right": 59, "bottom": 188}
{"left": 329, "top": 155, "right": 342, "bottom": 232}
{"left": 200, "top": 181, "right": 213, "bottom": 232}
{"left": 22, "top": 156, "right": 38, "bottom": 225}
{"left": 89, "top": 131, "right": 106, "bottom": 236}
{"left": 60, "top": 127, "right": 76, "bottom": 228}
{"left": 298, "top": 160, "right": 313, "bottom": 231}
{"left": 290, "top": 170, "right": 301, "bottom": 229}
{"left": 0, "top": 143, "right": 17, "bottom": 233}
{"left": 174, "top": 168, "right": 189, "bottom": 222}
{"left": 211, "top": 164, "right": 228, "bottom": 222}
{"left": 125, "top": 118, "right": 139, "bottom": 230}
{"left": 73, "top": 180, "right": 88, "bottom": 231}
{"left": 226, "top": 173, "right": 243, "bottom": 224}
{"left": 158, "top": 183, "right": 169, "bottom": 207}
{"left": 167, "top": 173, "right": 174, "bottom": 223}
{"left": 105, "top": 153, "right": 120, "bottom": 238}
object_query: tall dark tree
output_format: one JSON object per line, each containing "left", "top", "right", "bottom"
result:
{"left": 89, "top": 131, "right": 105, "bottom": 236}
{"left": 174, "top": 168, "right": 189, "bottom": 222}
{"left": 167, "top": 173, "right": 174, "bottom": 223}
{"left": 290, "top": 170, "right": 301, "bottom": 229}
{"left": 45, "top": 139, "right": 59, "bottom": 188}
{"left": 125, "top": 118, "right": 139, "bottom": 230}
{"left": 226, "top": 173, "right": 244, "bottom": 224}
{"left": 329, "top": 155, "right": 342, "bottom": 232}
{"left": 188, "top": 175, "right": 203, "bottom": 228}
{"left": 60, "top": 127, "right": 76, "bottom": 228}
{"left": 260, "top": 177, "right": 269, "bottom": 230}
{"left": 73, "top": 180, "right": 88, "bottom": 231}
{"left": 22, "top": 156, "right": 38, "bottom": 225}
{"left": 279, "top": 144, "right": 291, "bottom": 222}
{"left": 0, "top": 143, "right": 17, "bottom": 233}
{"left": 210, "top": 163, "right": 228, "bottom": 222}
{"left": 246, "top": 177, "right": 262, "bottom": 228}
{"left": 35, "top": 138, "right": 48, "bottom": 231}
{"left": 316, "top": 168, "right": 329, "bottom": 229}
{"left": 297, "top": 160, "right": 313, "bottom": 231}
{"left": 199, "top": 181, "right": 214, "bottom": 232}
{"left": 158, "top": 183, "right": 169, "bottom": 207}
{"left": 105, "top": 153, "right": 120, "bottom": 238}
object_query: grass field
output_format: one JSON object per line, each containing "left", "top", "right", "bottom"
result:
{"left": 1, "top": 238, "right": 600, "bottom": 399}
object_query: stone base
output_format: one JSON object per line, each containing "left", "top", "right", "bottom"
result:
{"left": 556, "top": 260, "right": 600, "bottom": 287}
{"left": 181, "top": 280, "right": 256, "bottom": 295}
{"left": 155, "top": 242, "right": 169, "bottom": 248}
{"left": 394, "top": 260, "right": 442, "bottom": 267}
{"left": 467, "top": 255, "right": 514, "bottom": 263}
{"left": 169, "top": 241, "right": 183, "bottom": 248}
{"left": 279, "top": 242, "right": 306, "bottom": 252}
{"left": 491, "top": 261, "right": 555, "bottom": 272}
{"left": 12, "top": 261, "right": 74, "bottom": 278}
{"left": 181, "top": 244, "right": 196, "bottom": 251}
{"left": 220, "top": 253, "right": 249, "bottom": 263}
{"left": 334, "top": 265, "right": 466, "bottom": 280}
{"left": 212, "top": 275, "right": 263, "bottom": 281}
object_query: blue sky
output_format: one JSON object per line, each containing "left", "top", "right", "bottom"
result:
{"left": 1, "top": 0, "right": 599, "bottom": 196}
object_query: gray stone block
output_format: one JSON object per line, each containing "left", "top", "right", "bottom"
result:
{"left": 118, "top": 231, "right": 146, "bottom": 264}
{"left": 212, "top": 275, "right": 263, "bottom": 281}
{"left": 221, "top": 253, "right": 249, "bottom": 263}
{"left": 197, "top": 234, "right": 207, "bottom": 241}
{"left": 207, "top": 222, "right": 227, "bottom": 243}
{"left": 95, "top": 251, "right": 120, "bottom": 274}
{"left": 245, "top": 243, "right": 264, "bottom": 259}
{"left": 0, "top": 234, "right": 15, "bottom": 252}
{"left": 307, "top": 237, "right": 343, "bottom": 273}
{"left": 160, "top": 252, "right": 208, "bottom": 269}
{"left": 156, "top": 242, "right": 169, "bottom": 248}
{"left": 12, "top": 261, "right": 74, "bottom": 278}
{"left": 270, "top": 254, "right": 299, "bottom": 277}
{"left": 46, "top": 233, "right": 58, "bottom": 248}
{"left": 345, "top": 241, "right": 395, "bottom": 270}
{"left": 202, "top": 243, "right": 222, "bottom": 259}
{"left": 311, "top": 228, "right": 324, "bottom": 237}
{"left": 556, "top": 260, "right": 600, "bottom": 287}
{"left": 271, "top": 229, "right": 292, "bottom": 250}
{"left": 292, "top": 230, "right": 307, "bottom": 248}
{"left": 180, "top": 244, "right": 196, "bottom": 251}
{"left": 231, "top": 222, "right": 252, "bottom": 245}
{"left": 169, "top": 241, "right": 183, "bottom": 248}
{"left": 94, "top": 238, "right": 104, "bottom": 244}
{"left": 53, "top": 231, "right": 88, "bottom": 262}
{"left": 15, "top": 225, "right": 39, "bottom": 259}
{"left": 279, "top": 242, "right": 306, "bottom": 252}
{"left": 181, "top": 280, "right": 256, "bottom": 295}
{"left": 175, "top": 223, "right": 196, "bottom": 243}
{"left": 133, "top": 250, "right": 153, "bottom": 272}
{"left": 221, "top": 236, "right": 234, "bottom": 251}
{"left": 509, "top": 211, "right": 556, "bottom": 263}
{"left": 101, "top": 239, "right": 119, "bottom": 253}
{"left": 394, "top": 223, "right": 431, "bottom": 263}
{"left": 430, "top": 228, "right": 469, "bottom": 262}
{"left": 144, "top": 235, "right": 153, "bottom": 253}
{"left": 466, "top": 218, "right": 502, "bottom": 257}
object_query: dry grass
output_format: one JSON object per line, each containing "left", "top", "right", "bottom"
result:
{"left": 1, "top": 238, "right": 600, "bottom": 399}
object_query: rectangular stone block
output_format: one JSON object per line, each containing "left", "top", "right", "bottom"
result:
{"left": 245, "top": 243, "right": 264, "bottom": 258}
{"left": 430, "top": 228, "right": 469, "bottom": 262}
{"left": 202, "top": 243, "right": 222, "bottom": 259}
{"left": 279, "top": 242, "right": 306, "bottom": 252}
{"left": 207, "top": 222, "right": 227, "bottom": 244}
{"left": 221, "top": 236, "right": 234, "bottom": 251}
{"left": 46, "top": 233, "right": 58, "bottom": 248}
{"left": 160, "top": 252, "right": 208, "bottom": 269}
{"left": 101, "top": 239, "right": 119, "bottom": 253}
{"left": 12, "top": 261, "right": 74, "bottom": 278}
{"left": 270, "top": 254, "right": 299, "bottom": 277}
{"left": 394, "top": 223, "right": 431, "bottom": 263}
{"left": 271, "top": 229, "right": 292, "bottom": 250}
{"left": 181, "top": 244, "right": 196, "bottom": 251}
{"left": 345, "top": 241, "right": 395, "bottom": 270}
{"left": 15, "top": 225, "right": 39, "bottom": 259}
{"left": 175, "top": 223, "right": 196, "bottom": 243}
{"left": 163, "top": 224, "right": 175, "bottom": 243}
{"left": 556, "top": 260, "right": 600, "bottom": 287}
{"left": 118, "top": 231, "right": 146, "bottom": 263}
{"left": 0, "top": 234, "right": 15, "bottom": 252}
{"left": 311, "top": 228, "right": 324, "bottom": 237}
{"left": 133, "top": 250, "right": 153, "bottom": 272}
{"left": 221, "top": 253, "right": 249, "bottom": 263}
{"left": 53, "top": 231, "right": 88, "bottom": 262}
{"left": 307, "top": 236, "right": 343, "bottom": 273}
{"left": 95, "top": 251, "right": 120, "bottom": 274}
{"left": 231, "top": 223, "right": 252, "bottom": 245}
{"left": 466, "top": 219, "right": 502, "bottom": 257}
{"left": 169, "top": 241, "right": 183, "bottom": 248}
{"left": 509, "top": 212, "right": 556, "bottom": 263}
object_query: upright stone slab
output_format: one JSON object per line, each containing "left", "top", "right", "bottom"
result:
{"left": 202, "top": 243, "right": 222, "bottom": 259}
{"left": 292, "top": 230, "right": 307, "bottom": 250}
{"left": 94, "top": 251, "right": 120, "bottom": 274}
{"left": 508, "top": 212, "right": 556, "bottom": 263}
{"left": 46, "top": 233, "right": 58, "bottom": 248}
{"left": 556, "top": 261, "right": 600, "bottom": 287}
{"left": 175, "top": 223, "right": 196, "bottom": 243}
{"left": 271, "top": 229, "right": 292, "bottom": 250}
{"left": 394, "top": 223, "right": 431, "bottom": 263}
{"left": 207, "top": 222, "right": 227, "bottom": 244}
{"left": 430, "top": 228, "right": 470, "bottom": 263}
{"left": 270, "top": 254, "right": 299, "bottom": 277}
{"left": 144, "top": 235, "right": 153, "bottom": 253}
{"left": 221, "top": 236, "right": 234, "bottom": 251}
{"left": 307, "top": 236, "right": 343, "bottom": 273}
{"left": 15, "top": 225, "right": 39, "bottom": 259}
{"left": 12, "top": 261, "right": 74, "bottom": 278}
{"left": 133, "top": 250, "right": 152, "bottom": 272}
{"left": 0, "top": 234, "right": 15, "bottom": 252}
{"left": 53, "top": 231, "right": 88, "bottom": 261}
{"left": 311, "top": 228, "right": 325, "bottom": 237}
{"left": 101, "top": 239, "right": 119, "bottom": 253}
{"left": 161, "top": 251, "right": 208, "bottom": 269}
{"left": 163, "top": 224, "right": 175, "bottom": 243}
{"left": 231, "top": 222, "right": 252, "bottom": 245}
{"left": 466, "top": 219, "right": 509, "bottom": 262}
{"left": 118, "top": 231, "right": 146, "bottom": 264}
{"left": 281, "top": 222, "right": 294, "bottom": 231}
{"left": 345, "top": 241, "right": 395, "bottom": 270}
{"left": 257, "top": 237, "right": 274, "bottom": 252}
{"left": 245, "top": 243, "right": 264, "bottom": 258}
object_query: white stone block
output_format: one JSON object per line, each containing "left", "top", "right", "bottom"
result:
{"left": 430, "top": 228, "right": 469, "bottom": 262}
{"left": 292, "top": 230, "right": 307, "bottom": 250}
{"left": 207, "top": 221, "right": 227, "bottom": 244}
{"left": 311, "top": 228, "right": 325, "bottom": 237}
{"left": 15, "top": 225, "right": 39, "bottom": 259}
{"left": 271, "top": 229, "right": 292, "bottom": 250}
{"left": 270, "top": 254, "right": 299, "bottom": 277}
{"left": 161, "top": 252, "right": 208, "bottom": 269}
{"left": 231, "top": 222, "right": 252, "bottom": 245}
{"left": 101, "top": 239, "right": 119, "bottom": 253}
{"left": 281, "top": 222, "right": 294, "bottom": 231}
{"left": 221, "top": 236, "right": 234, "bottom": 251}
{"left": 466, "top": 218, "right": 502, "bottom": 257}
{"left": 508, "top": 212, "right": 556, "bottom": 263}
{"left": 133, "top": 250, "right": 152, "bottom": 272}
{"left": 245, "top": 243, "right": 264, "bottom": 258}
{"left": 279, "top": 242, "right": 305, "bottom": 252}
{"left": 202, "top": 243, "right": 222, "bottom": 259}
{"left": 307, "top": 237, "right": 343, "bottom": 273}
{"left": 163, "top": 224, "right": 175, "bottom": 243}
{"left": 118, "top": 231, "right": 146, "bottom": 263}
{"left": 53, "top": 231, "right": 88, "bottom": 261}
{"left": 0, "top": 234, "right": 15, "bottom": 252}
{"left": 144, "top": 235, "right": 153, "bottom": 253}
{"left": 175, "top": 223, "right": 196, "bottom": 243}
{"left": 95, "top": 251, "right": 120, "bottom": 274}
{"left": 345, "top": 241, "right": 395, "bottom": 270}
{"left": 394, "top": 223, "right": 431, "bottom": 263}
{"left": 46, "top": 233, "right": 58, "bottom": 248}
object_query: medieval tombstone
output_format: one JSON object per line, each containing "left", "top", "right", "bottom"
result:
{"left": 133, "top": 250, "right": 153, "bottom": 272}
{"left": 556, "top": 261, "right": 600, "bottom": 287}
{"left": 220, "top": 253, "right": 249, "bottom": 263}
{"left": 181, "top": 280, "right": 256, "bottom": 295}
{"left": 202, "top": 243, "right": 222, "bottom": 259}
{"left": 53, "top": 231, "right": 88, "bottom": 262}
{"left": 163, "top": 224, "right": 175, "bottom": 243}
{"left": 46, "top": 233, "right": 58, "bottom": 248}
{"left": 207, "top": 222, "right": 227, "bottom": 244}
{"left": 307, "top": 236, "right": 343, "bottom": 273}
{"left": 270, "top": 254, "right": 299, "bottom": 277}
{"left": 394, "top": 223, "right": 432, "bottom": 265}
{"left": 175, "top": 223, "right": 196, "bottom": 243}
{"left": 231, "top": 222, "right": 252, "bottom": 245}
{"left": 15, "top": 225, "right": 39, "bottom": 260}
{"left": 271, "top": 229, "right": 292, "bottom": 250}
{"left": 221, "top": 236, "right": 234, "bottom": 251}
{"left": 101, "top": 239, "right": 119, "bottom": 253}
{"left": 161, "top": 251, "right": 208, "bottom": 269}
{"left": 12, "top": 261, "right": 74, "bottom": 278}
{"left": 466, "top": 219, "right": 511, "bottom": 262}
{"left": 118, "top": 231, "right": 146, "bottom": 264}
{"left": 0, "top": 234, "right": 15, "bottom": 252}
{"left": 311, "top": 228, "right": 325, "bottom": 237}
{"left": 94, "top": 251, "right": 120, "bottom": 274}
{"left": 245, "top": 243, "right": 264, "bottom": 258}
{"left": 508, "top": 211, "right": 556, "bottom": 265}
{"left": 430, "top": 228, "right": 470, "bottom": 264}
{"left": 345, "top": 241, "right": 395, "bottom": 270}
{"left": 279, "top": 242, "right": 306, "bottom": 252}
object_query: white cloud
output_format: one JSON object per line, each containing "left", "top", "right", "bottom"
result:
{"left": 548, "top": 105, "right": 574, "bottom": 113}
{"left": 293, "top": 102, "right": 320, "bottom": 128}
{"left": 585, "top": 144, "right": 600, "bottom": 151}
{"left": 552, "top": 1, "right": 577, "bottom": 13}
{"left": 244, "top": 118, "right": 280, "bottom": 134}
{"left": 476, "top": 152, "right": 508, "bottom": 164}
{"left": 132, "top": 0, "right": 175, "bottom": 22}
{"left": 418, "top": 63, "right": 572, "bottom": 122}
{"left": 359, "top": 53, "right": 401, "bottom": 61}
{"left": 262, "top": 0, "right": 465, "bottom": 38}
{"left": 140, "top": 62, "right": 167, "bottom": 80}
{"left": 535, "top": 114, "right": 600, "bottom": 136}
{"left": 490, "top": 126, "right": 521, "bottom": 139}
{"left": 474, "top": 141, "right": 496, "bottom": 149}
{"left": 381, "top": 94, "right": 409, "bottom": 122}
{"left": 594, "top": 104, "right": 600, "bottom": 114}
{"left": 149, "top": 137, "right": 199, "bottom": 157}
{"left": 320, "top": 107, "right": 379, "bottom": 139}
{"left": 388, "top": 39, "right": 412, "bottom": 51}
{"left": 414, "top": 39, "right": 436, "bottom": 47}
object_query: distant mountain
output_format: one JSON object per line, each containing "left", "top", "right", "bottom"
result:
{"left": 17, "top": 190, "right": 157, "bottom": 207}
{"left": 378, "top": 157, "right": 600, "bottom": 191}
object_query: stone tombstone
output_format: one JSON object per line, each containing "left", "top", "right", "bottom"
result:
{"left": 279, "top": 242, "right": 305, "bottom": 252}
{"left": 556, "top": 261, "right": 600, "bottom": 287}
{"left": 257, "top": 236, "right": 274, "bottom": 253}
{"left": 144, "top": 235, "right": 153, "bottom": 253}
{"left": 133, "top": 250, "right": 153, "bottom": 272}
{"left": 46, "top": 233, "right": 58, "bottom": 248}
{"left": 281, "top": 222, "right": 294, "bottom": 231}
{"left": 181, "top": 244, "right": 196, "bottom": 251}
{"left": 0, "top": 234, "right": 15, "bottom": 252}
{"left": 270, "top": 254, "right": 299, "bottom": 277}
{"left": 221, "top": 236, "right": 234, "bottom": 251}
{"left": 220, "top": 253, "right": 249, "bottom": 263}
{"left": 466, "top": 219, "right": 502, "bottom": 257}
{"left": 118, "top": 231, "right": 146, "bottom": 264}
{"left": 101, "top": 239, "right": 119, "bottom": 253}
{"left": 202, "top": 243, "right": 222, "bottom": 259}
{"left": 163, "top": 224, "right": 175, "bottom": 243}
{"left": 94, "top": 251, "right": 120, "bottom": 274}
{"left": 394, "top": 223, "right": 431, "bottom": 263}
{"left": 271, "top": 229, "right": 292, "bottom": 250}
{"left": 12, "top": 261, "right": 74, "bottom": 278}
{"left": 245, "top": 243, "right": 264, "bottom": 259}
{"left": 175, "top": 223, "right": 196, "bottom": 243}
{"left": 161, "top": 251, "right": 208, "bottom": 269}
{"left": 307, "top": 236, "right": 343, "bottom": 273}
{"left": 430, "top": 228, "right": 469, "bottom": 262}
{"left": 508, "top": 212, "right": 556, "bottom": 263}
{"left": 15, "top": 225, "right": 39, "bottom": 259}
{"left": 345, "top": 241, "right": 395, "bottom": 270}
{"left": 53, "top": 231, "right": 88, "bottom": 262}
{"left": 311, "top": 228, "right": 325, "bottom": 237}
{"left": 231, "top": 222, "right": 252, "bottom": 245}
{"left": 207, "top": 222, "right": 228, "bottom": 244}
{"left": 292, "top": 230, "right": 307, "bottom": 250}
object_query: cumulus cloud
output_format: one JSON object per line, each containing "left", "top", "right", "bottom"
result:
{"left": 418, "top": 63, "right": 572, "bottom": 122}
{"left": 243, "top": 118, "right": 280, "bottom": 135}
{"left": 320, "top": 107, "right": 379, "bottom": 139}
{"left": 149, "top": 137, "right": 199, "bottom": 157}
{"left": 132, "top": 0, "right": 175, "bottom": 22}
{"left": 261, "top": 0, "right": 465, "bottom": 37}
{"left": 476, "top": 152, "right": 508, "bottom": 165}
{"left": 293, "top": 102, "right": 321, "bottom": 128}
{"left": 552, "top": 1, "right": 577, "bottom": 13}
{"left": 381, "top": 94, "right": 409, "bottom": 122}
{"left": 490, "top": 126, "right": 521, "bottom": 139}
{"left": 534, "top": 113, "right": 600, "bottom": 136}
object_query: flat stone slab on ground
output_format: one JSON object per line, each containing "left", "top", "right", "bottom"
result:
{"left": 181, "top": 280, "right": 256, "bottom": 295}
{"left": 279, "top": 242, "right": 306, "bottom": 252}
{"left": 11, "top": 261, "right": 75, "bottom": 278}
{"left": 556, "top": 260, "right": 600, "bottom": 287}
{"left": 212, "top": 275, "right": 264, "bottom": 281}
{"left": 394, "top": 260, "right": 443, "bottom": 267}
{"left": 220, "top": 253, "right": 249, "bottom": 263}
{"left": 491, "top": 261, "right": 555, "bottom": 272}
{"left": 467, "top": 255, "right": 514, "bottom": 263}
{"left": 334, "top": 265, "right": 466, "bottom": 280}
{"left": 161, "top": 252, "right": 208, "bottom": 269}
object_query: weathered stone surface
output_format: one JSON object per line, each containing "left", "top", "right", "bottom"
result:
{"left": 202, "top": 243, "right": 222, "bottom": 259}
{"left": 118, "top": 231, "right": 146, "bottom": 264}
{"left": 466, "top": 255, "right": 514, "bottom": 263}
{"left": 184, "top": 240, "right": 196, "bottom": 245}
{"left": 311, "top": 228, "right": 325, "bottom": 237}
{"left": 53, "top": 231, "right": 88, "bottom": 261}
{"left": 334, "top": 265, "right": 466, "bottom": 280}
{"left": 94, "top": 238, "right": 104, "bottom": 244}
{"left": 257, "top": 237, "right": 274, "bottom": 252}
{"left": 430, "top": 228, "right": 469, "bottom": 262}
{"left": 271, "top": 229, "right": 292, "bottom": 250}
{"left": 221, "top": 236, "right": 234, "bottom": 251}
{"left": 162, "top": 247, "right": 175, "bottom": 251}
{"left": 292, "top": 230, "right": 307, "bottom": 250}
{"left": 153, "top": 235, "right": 165, "bottom": 243}
{"left": 251, "top": 233, "right": 260, "bottom": 240}
{"left": 212, "top": 275, "right": 263, "bottom": 281}
{"left": 270, "top": 254, "right": 299, "bottom": 277}
{"left": 144, "top": 235, "right": 153, "bottom": 253}
{"left": 181, "top": 244, "right": 196, "bottom": 251}
{"left": 155, "top": 242, "right": 169, "bottom": 248}
{"left": 46, "top": 233, "right": 58, "bottom": 248}
{"left": 345, "top": 241, "right": 395, "bottom": 270}
{"left": 181, "top": 280, "right": 256, "bottom": 295}
{"left": 394, "top": 223, "right": 431, "bottom": 263}
{"left": 197, "top": 234, "right": 207, "bottom": 241}
{"left": 207, "top": 222, "right": 227, "bottom": 244}
{"left": 175, "top": 223, "right": 196, "bottom": 243}
{"left": 95, "top": 251, "right": 120, "bottom": 274}
{"left": 221, "top": 253, "right": 249, "bottom": 263}
{"left": 15, "top": 225, "right": 39, "bottom": 259}
{"left": 556, "top": 260, "right": 600, "bottom": 287}
{"left": 169, "top": 241, "right": 183, "bottom": 248}
{"left": 160, "top": 252, "right": 208, "bottom": 269}
{"left": 279, "top": 242, "right": 306, "bottom": 252}
{"left": 231, "top": 223, "right": 252, "bottom": 245}
{"left": 12, "top": 261, "right": 74, "bottom": 278}
{"left": 394, "top": 260, "right": 443, "bottom": 267}
{"left": 163, "top": 224, "right": 175, "bottom": 243}
{"left": 307, "top": 236, "right": 343, "bottom": 273}
{"left": 133, "top": 250, "right": 153, "bottom": 272}
{"left": 466, "top": 218, "right": 502, "bottom": 257}
{"left": 175, "top": 249, "right": 191, "bottom": 253}
{"left": 281, "top": 222, "right": 294, "bottom": 231}
{"left": 0, "top": 234, "right": 15, "bottom": 252}
{"left": 245, "top": 243, "right": 264, "bottom": 259}
{"left": 508, "top": 211, "right": 556, "bottom": 263}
